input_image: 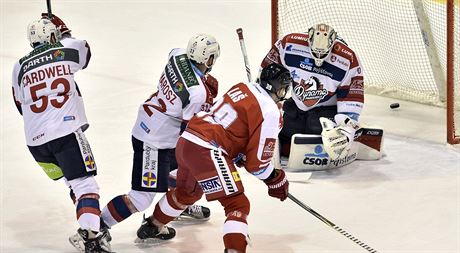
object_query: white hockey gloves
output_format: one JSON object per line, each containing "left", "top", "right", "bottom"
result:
{"left": 320, "top": 114, "right": 359, "bottom": 160}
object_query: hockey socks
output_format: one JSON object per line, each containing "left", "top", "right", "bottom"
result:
{"left": 101, "top": 195, "right": 137, "bottom": 228}
{"left": 76, "top": 193, "right": 101, "bottom": 232}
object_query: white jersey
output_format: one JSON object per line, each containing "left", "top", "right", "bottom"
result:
{"left": 12, "top": 37, "right": 91, "bottom": 146}
{"left": 132, "top": 48, "right": 214, "bottom": 149}
{"left": 261, "top": 32, "right": 364, "bottom": 120}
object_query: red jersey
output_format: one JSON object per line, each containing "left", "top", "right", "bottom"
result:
{"left": 182, "top": 82, "right": 282, "bottom": 180}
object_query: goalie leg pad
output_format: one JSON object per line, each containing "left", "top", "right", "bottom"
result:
{"left": 355, "top": 127, "right": 384, "bottom": 160}
{"left": 285, "top": 134, "right": 359, "bottom": 171}
{"left": 286, "top": 134, "right": 330, "bottom": 171}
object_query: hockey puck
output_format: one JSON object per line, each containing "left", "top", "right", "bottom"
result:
{"left": 390, "top": 103, "right": 400, "bottom": 109}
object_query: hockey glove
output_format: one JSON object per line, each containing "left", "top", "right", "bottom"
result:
{"left": 41, "top": 13, "right": 71, "bottom": 36}
{"left": 204, "top": 74, "right": 219, "bottom": 98}
{"left": 263, "top": 169, "right": 289, "bottom": 201}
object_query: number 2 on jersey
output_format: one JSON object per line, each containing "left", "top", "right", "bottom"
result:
{"left": 142, "top": 92, "right": 167, "bottom": 116}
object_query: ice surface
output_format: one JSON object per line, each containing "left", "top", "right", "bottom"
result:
{"left": 1, "top": 1, "right": 459, "bottom": 252}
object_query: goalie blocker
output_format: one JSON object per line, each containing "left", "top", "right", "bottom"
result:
{"left": 276, "top": 127, "right": 384, "bottom": 172}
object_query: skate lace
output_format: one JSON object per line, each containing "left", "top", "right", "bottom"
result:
{"left": 187, "top": 205, "right": 203, "bottom": 215}
{"left": 157, "top": 225, "right": 171, "bottom": 235}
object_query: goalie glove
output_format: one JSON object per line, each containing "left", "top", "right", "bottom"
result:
{"left": 320, "top": 114, "right": 359, "bottom": 160}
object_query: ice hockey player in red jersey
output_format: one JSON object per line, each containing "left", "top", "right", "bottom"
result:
{"left": 139, "top": 63, "right": 292, "bottom": 253}
{"left": 95, "top": 34, "right": 220, "bottom": 244}
{"left": 261, "top": 23, "right": 365, "bottom": 169}
{"left": 12, "top": 15, "right": 113, "bottom": 252}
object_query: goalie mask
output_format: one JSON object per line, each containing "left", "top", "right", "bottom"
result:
{"left": 187, "top": 34, "right": 220, "bottom": 72}
{"left": 308, "top": 23, "right": 337, "bottom": 67}
{"left": 259, "top": 63, "right": 292, "bottom": 102}
{"left": 27, "top": 19, "right": 61, "bottom": 48}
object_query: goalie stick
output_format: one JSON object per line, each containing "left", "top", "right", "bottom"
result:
{"left": 288, "top": 193, "right": 378, "bottom": 253}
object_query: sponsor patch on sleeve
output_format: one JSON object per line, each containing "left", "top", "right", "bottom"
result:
{"left": 261, "top": 138, "right": 276, "bottom": 160}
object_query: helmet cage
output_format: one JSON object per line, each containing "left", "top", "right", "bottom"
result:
{"left": 308, "top": 23, "right": 337, "bottom": 66}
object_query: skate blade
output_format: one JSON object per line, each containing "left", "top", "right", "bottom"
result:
{"left": 174, "top": 215, "right": 210, "bottom": 222}
{"left": 68, "top": 234, "right": 85, "bottom": 253}
{"left": 172, "top": 216, "right": 209, "bottom": 226}
{"left": 134, "top": 237, "right": 171, "bottom": 245}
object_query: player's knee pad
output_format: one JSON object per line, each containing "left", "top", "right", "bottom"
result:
{"left": 127, "top": 190, "right": 156, "bottom": 212}
{"left": 68, "top": 176, "right": 99, "bottom": 200}
{"left": 220, "top": 193, "right": 250, "bottom": 221}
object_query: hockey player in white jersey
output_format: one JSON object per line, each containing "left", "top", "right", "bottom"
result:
{"left": 262, "top": 23, "right": 382, "bottom": 171}
{"left": 98, "top": 34, "right": 220, "bottom": 242}
{"left": 12, "top": 15, "right": 112, "bottom": 252}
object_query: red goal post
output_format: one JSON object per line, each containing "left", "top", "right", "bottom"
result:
{"left": 271, "top": 0, "right": 460, "bottom": 144}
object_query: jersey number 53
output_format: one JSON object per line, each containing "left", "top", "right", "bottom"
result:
{"left": 28, "top": 77, "right": 71, "bottom": 113}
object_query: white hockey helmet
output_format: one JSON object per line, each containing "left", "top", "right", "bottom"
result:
{"left": 308, "top": 23, "right": 337, "bottom": 66}
{"left": 27, "top": 18, "right": 61, "bottom": 47}
{"left": 186, "top": 34, "right": 220, "bottom": 70}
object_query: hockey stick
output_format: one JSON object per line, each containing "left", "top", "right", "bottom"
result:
{"left": 287, "top": 193, "right": 378, "bottom": 253}
{"left": 46, "top": 0, "right": 53, "bottom": 18}
{"left": 236, "top": 28, "right": 252, "bottom": 82}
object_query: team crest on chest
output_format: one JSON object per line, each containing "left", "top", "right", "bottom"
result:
{"left": 293, "top": 76, "right": 328, "bottom": 107}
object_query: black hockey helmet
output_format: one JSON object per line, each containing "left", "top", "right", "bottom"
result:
{"left": 259, "top": 63, "right": 292, "bottom": 101}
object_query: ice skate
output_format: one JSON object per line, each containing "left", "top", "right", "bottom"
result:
{"left": 178, "top": 205, "right": 211, "bottom": 221}
{"left": 69, "top": 219, "right": 112, "bottom": 252}
{"left": 135, "top": 214, "right": 176, "bottom": 244}
{"left": 69, "top": 228, "right": 113, "bottom": 253}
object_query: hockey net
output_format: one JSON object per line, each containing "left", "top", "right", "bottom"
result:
{"left": 272, "top": 0, "right": 460, "bottom": 144}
